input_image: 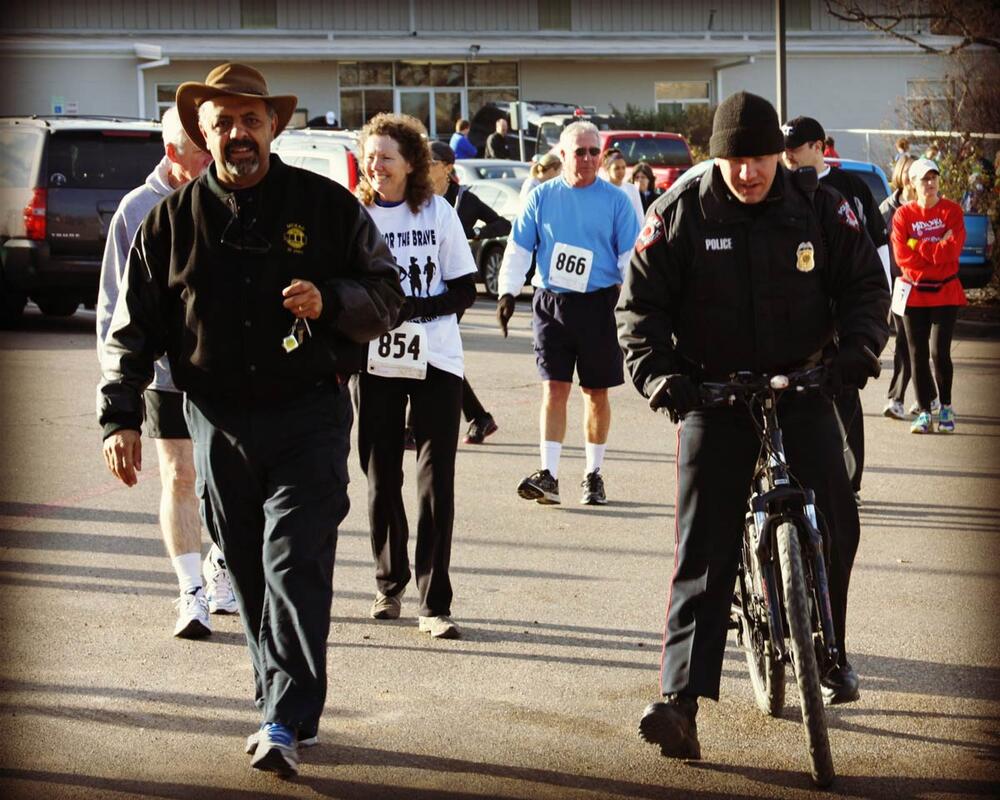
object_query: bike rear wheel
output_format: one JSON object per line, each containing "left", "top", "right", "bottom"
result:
{"left": 777, "top": 522, "right": 835, "bottom": 788}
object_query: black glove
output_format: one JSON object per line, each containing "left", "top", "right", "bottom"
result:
{"left": 829, "top": 343, "right": 881, "bottom": 392}
{"left": 394, "top": 298, "right": 415, "bottom": 325}
{"left": 648, "top": 374, "right": 700, "bottom": 423}
{"left": 497, "top": 294, "right": 515, "bottom": 338}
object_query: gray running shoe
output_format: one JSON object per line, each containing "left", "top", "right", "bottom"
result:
{"left": 517, "top": 469, "right": 560, "bottom": 505}
{"left": 370, "top": 589, "right": 404, "bottom": 620}
{"left": 580, "top": 470, "right": 607, "bottom": 505}
{"left": 246, "top": 726, "right": 318, "bottom": 754}
{"left": 203, "top": 547, "right": 238, "bottom": 614}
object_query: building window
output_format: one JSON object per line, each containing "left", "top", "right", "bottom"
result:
{"left": 906, "top": 79, "right": 953, "bottom": 128}
{"left": 156, "top": 84, "right": 179, "bottom": 118}
{"left": 538, "top": 0, "right": 572, "bottom": 30}
{"left": 241, "top": 0, "right": 277, "bottom": 29}
{"left": 655, "top": 81, "right": 711, "bottom": 114}
{"left": 337, "top": 61, "right": 518, "bottom": 130}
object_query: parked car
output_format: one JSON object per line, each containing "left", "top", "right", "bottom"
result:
{"left": 834, "top": 158, "right": 994, "bottom": 289}
{"left": 0, "top": 115, "right": 164, "bottom": 325}
{"left": 452, "top": 159, "right": 530, "bottom": 184}
{"left": 271, "top": 128, "right": 360, "bottom": 190}
{"left": 463, "top": 177, "right": 523, "bottom": 297}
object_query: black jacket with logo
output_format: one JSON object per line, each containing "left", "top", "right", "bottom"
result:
{"left": 99, "top": 155, "right": 403, "bottom": 437}
{"left": 616, "top": 163, "right": 889, "bottom": 397}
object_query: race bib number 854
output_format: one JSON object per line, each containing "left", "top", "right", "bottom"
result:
{"left": 548, "top": 242, "right": 594, "bottom": 293}
{"left": 367, "top": 321, "right": 427, "bottom": 379}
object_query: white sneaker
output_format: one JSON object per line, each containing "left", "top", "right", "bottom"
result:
{"left": 882, "top": 400, "right": 906, "bottom": 420}
{"left": 203, "top": 546, "right": 238, "bottom": 615}
{"left": 173, "top": 588, "right": 211, "bottom": 638}
{"left": 418, "top": 615, "right": 461, "bottom": 639}
{"left": 909, "top": 398, "right": 941, "bottom": 416}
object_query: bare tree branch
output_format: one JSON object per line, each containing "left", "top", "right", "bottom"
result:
{"left": 823, "top": 0, "right": 1000, "bottom": 55}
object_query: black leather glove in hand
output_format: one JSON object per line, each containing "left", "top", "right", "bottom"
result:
{"left": 648, "top": 374, "right": 700, "bottom": 423}
{"left": 497, "top": 294, "right": 515, "bottom": 338}
{"left": 830, "top": 343, "right": 881, "bottom": 391}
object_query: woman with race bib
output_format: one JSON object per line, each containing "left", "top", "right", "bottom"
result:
{"left": 890, "top": 157, "right": 966, "bottom": 435}
{"left": 356, "top": 113, "right": 477, "bottom": 638}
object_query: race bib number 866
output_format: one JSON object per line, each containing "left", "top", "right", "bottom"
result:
{"left": 548, "top": 242, "right": 594, "bottom": 293}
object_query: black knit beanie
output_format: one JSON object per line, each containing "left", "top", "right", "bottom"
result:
{"left": 709, "top": 91, "right": 784, "bottom": 158}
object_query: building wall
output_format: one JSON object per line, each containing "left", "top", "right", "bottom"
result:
{"left": 0, "top": 55, "right": 138, "bottom": 117}
{"left": 3, "top": 0, "right": 909, "bottom": 33}
{"left": 521, "top": 59, "right": 715, "bottom": 114}
{"left": 718, "top": 53, "right": 952, "bottom": 161}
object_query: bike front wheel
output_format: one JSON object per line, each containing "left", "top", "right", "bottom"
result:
{"left": 777, "top": 522, "right": 835, "bottom": 788}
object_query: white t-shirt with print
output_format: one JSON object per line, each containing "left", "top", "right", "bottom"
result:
{"left": 368, "top": 194, "right": 477, "bottom": 379}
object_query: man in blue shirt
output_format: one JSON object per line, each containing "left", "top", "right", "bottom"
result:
{"left": 449, "top": 119, "right": 477, "bottom": 159}
{"left": 496, "top": 121, "right": 640, "bottom": 506}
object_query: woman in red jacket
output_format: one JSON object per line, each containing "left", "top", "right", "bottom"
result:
{"left": 891, "top": 158, "right": 966, "bottom": 434}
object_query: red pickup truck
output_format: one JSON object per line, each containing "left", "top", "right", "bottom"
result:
{"left": 545, "top": 129, "right": 692, "bottom": 190}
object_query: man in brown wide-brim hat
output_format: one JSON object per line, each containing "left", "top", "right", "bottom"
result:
{"left": 98, "top": 62, "right": 403, "bottom": 777}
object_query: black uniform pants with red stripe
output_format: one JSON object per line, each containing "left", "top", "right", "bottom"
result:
{"left": 659, "top": 395, "right": 858, "bottom": 700}
{"left": 358, "top": 366, "right": 463, "bottom": 617}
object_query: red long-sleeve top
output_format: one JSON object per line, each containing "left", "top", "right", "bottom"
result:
{"left": 891, "top": 197, "right": 966, "bottom": 308}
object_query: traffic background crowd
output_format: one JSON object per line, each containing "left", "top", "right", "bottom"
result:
{"left": 91, "top": 60, "right": 986, "bottom": 779}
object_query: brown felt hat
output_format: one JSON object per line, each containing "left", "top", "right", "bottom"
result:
{"left": 176, "top": 63, "right": 297, "bottom": 151}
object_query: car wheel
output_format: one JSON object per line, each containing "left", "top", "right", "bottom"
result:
{"left": 481, "top": 246, "right": 503, "bottom": 299}
{"left": 34, "top": 295, "right": 80, "bottom": 317}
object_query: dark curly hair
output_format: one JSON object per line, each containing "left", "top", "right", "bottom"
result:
{"left": 355, "top": 113, "right": 433, "bottom": 214}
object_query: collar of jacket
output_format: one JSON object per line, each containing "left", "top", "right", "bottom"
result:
{"left": 201, "top": 153, "right": 287, "bottom": 211}
{"left": 699, "top": 161, "right": 789, "bottom": 223}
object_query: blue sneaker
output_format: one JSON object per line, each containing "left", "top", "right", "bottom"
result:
{"left": 249, "top": 722, "right": 298, "bottom": 776}
{"left": 937, "top": 406, "right": 956, "bottom": 433}
{"left": 910, "top": 411, "right": 933, "bottom": 434}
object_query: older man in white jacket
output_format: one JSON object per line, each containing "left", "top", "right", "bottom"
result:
{"left": 95, "top": 106, "right": 234, "bottom": 638}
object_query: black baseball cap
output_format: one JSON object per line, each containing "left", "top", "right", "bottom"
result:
{"left": 781, "top": 116, "right": 826, "bottom": 149}
{"left": 429, "top": 141, "right": 456, "bottom": 164}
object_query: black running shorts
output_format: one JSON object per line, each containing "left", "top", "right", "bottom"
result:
{"left": 531, "top": 286, "right": 624, "bottom": 389}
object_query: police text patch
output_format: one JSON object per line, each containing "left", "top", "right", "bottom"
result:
{"left": 704, "top": 237, "right": 733, "bottom": 251}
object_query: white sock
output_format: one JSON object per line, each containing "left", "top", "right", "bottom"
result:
{"left": 585, "top": 442, "right": 606, "bottom": 475}
{"left": 541, "top": 440, "right": 562, "bottom": 479}
{"left": 171, "top": 552, "right": 203, "bottom": 594}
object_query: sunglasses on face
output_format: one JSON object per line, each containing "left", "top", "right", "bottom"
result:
{"left": 573, "top": 147, "right": 602, "bottom": 158}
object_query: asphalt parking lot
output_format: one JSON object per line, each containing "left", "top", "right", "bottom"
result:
{"left": 0, "top": 298, "right": 998, "bottom": 799}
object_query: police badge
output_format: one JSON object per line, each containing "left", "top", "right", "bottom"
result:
{"left": 796, "top": 241, "right": 815, "bottom": 272}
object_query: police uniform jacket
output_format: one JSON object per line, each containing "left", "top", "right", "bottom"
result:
{"left": 616, "top": 163, "right": 889, "bottom": 397}
{"left": 99, "top": 155, "right": 404, "bottom": 437}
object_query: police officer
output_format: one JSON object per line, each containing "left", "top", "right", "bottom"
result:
{"left": 98, "top": 63, "right": 403, "bottom": 776}
{"left": 782, "top": 116, "right": 891, "bottom": 506}
{"left": 617, "top": 92, "right": 889, "bottom": 760}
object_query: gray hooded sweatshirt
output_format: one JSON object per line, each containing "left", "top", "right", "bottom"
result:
{"left": 97, "top": 155, "right": 177, "bottom": 392}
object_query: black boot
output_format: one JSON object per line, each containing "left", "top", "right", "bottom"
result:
{"left": 638, "top": 694, "right": 701, "bottom": 760}
{"left": 821, "top": 661, "right": 860, "bottom": 705}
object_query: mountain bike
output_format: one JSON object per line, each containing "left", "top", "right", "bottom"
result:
{"left": 703, "top": 367, "right": 837, "bottom": 788}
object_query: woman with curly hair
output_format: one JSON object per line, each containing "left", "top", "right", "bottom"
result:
{"left": 356, "top": 113, "right": 478, "bottom": 638}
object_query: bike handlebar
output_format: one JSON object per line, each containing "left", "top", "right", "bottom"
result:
{"left": 698, "top": 366, "right": 827, "bottom": 408}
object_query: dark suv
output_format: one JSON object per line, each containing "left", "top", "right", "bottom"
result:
{"left": 0, "top": 116, "right": 164, "bottom": 325}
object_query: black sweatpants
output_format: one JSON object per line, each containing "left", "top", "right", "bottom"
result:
{"left": 185, "top": 385, "right": 352, "bottom": 734}
{"left": 358, "top": 365, "right": 463, "bottom": 617}
{"left": 887, "top": 313, "right": 912, "bottom": 404}
{"left": 903, "top": 305, "right": 958, "bottom": 411}
{"left": 660, "top": 396, "right": 859, "bottom": 700}
{"left": 834, "top": 388, "right": 865, "bottom": 494}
